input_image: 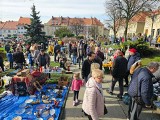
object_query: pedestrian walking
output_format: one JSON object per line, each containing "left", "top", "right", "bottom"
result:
{"left": 6, "top": 51, "right": 13, "bottom": 69}
{"left": 109, "top": 50, "right": 128, "bottom": 99}
{"left": 71, "top": 73, "right": 83, "bottom": 106}
{"left": 82, "top": 69, "right": 106, "bottom": 120}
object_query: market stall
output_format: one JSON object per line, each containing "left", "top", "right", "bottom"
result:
{"left": 0, "top": 67, "right": 71, "bottom": 120}
{"left": 0, "top": 84, "right": 69, "bottom": 120}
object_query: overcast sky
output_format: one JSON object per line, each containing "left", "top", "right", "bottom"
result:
{"left": 0, "top": 0, "right": 107, "bottom": 23}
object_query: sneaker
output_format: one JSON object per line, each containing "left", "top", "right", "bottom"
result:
{"left": 73, "top": 101, "right": 76, "bottom": 106}
{"left": 75, "top": 99, "right": 78, "bottom": 103}
{"left": 124, "top": 84, "right": 128, "bottom": 87}
{"left": 117, "top": 94, "right": 122, "bottom": 99}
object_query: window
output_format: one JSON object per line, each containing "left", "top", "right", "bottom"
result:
{"left": 151, "top": 29, "right": 155, "bottom": 37}
{"left": 8, "top": 30, "right": 11, "bottom": 33}
{"left": 21, "top": 27, "right": 23, "bottom": 29}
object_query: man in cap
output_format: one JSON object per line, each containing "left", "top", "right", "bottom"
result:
{"left": 124, "top": 48, "right": 141, "bottom": 87}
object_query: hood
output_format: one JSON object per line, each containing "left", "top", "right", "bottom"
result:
{"left": 86, "top": 77, "right": 102, "bottom": 90}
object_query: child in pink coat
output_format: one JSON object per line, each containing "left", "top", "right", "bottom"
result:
{"left": 71, "top": 73, "right": 83, "bottom": 106}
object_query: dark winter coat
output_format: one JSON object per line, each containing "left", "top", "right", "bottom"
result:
{"left": 82, "top": 59, "right": 93, "bottom": 79}
{"left": 128, "top": 67, "right": 154, "bottom": 106}
{"left": 54, "top": 44, "right": 61, "bottom": 54}
{"left": 37, "top": 53, "right": 50, "bottom": 67}
{"left": 94, "top": 56, "right": 103, "bottom": 70}
{"left": 13, "top": 51, "right": 25, "bottom": 64}
{"left": 96, "top": 51, "right": 105, "bottom": 61}
{"left": 112, "top": 55, "right": 128, "bottom": 78}
{"left": 127, "top": 52, "right": 141, "bottom": 71}
{"left": 5, "top": 44, "right": 10, "bottom": 52}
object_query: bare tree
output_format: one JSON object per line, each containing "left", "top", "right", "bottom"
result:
{"left": 69, "top": 18, "right": 84, "bottom": 36}
{"left": 88, "top": 26, "right": 98, "bottom": 39}
{"left": 114, "top": 0, "right": 158, "bottom": 41}
{"left": 105, "top": 0, "right": 123, "bottom": 42}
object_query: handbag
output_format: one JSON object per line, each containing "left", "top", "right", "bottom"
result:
{"left": 122, "top": 93, "right": 131, "bottom": 105}
{"left": 97, "top": 88, "right": 108, "bottom": 115}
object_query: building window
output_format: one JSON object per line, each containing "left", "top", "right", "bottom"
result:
{"left": 151, "top": 29, "right": 155, "bottom": 37}
{"left": 8, "top": 30, "right": 11, "bottom": 33}
{"left": 21, "top": 27, "right": 23, "bottom": 29}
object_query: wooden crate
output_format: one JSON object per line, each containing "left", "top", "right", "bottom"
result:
{"left": 58, "top": 76, "right": 68, "bottom": 86}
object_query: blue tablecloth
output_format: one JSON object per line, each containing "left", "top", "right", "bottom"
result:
{"left": 0, "top": 84, "right": 68, "bottom": 120}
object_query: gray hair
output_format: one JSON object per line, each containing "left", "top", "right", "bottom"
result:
{"left": 147, "top": 62, "right": 159, "bottom": 69}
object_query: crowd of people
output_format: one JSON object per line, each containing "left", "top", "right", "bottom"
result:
{"left": 0, "top": 38, "right": 160, "bottom": 120}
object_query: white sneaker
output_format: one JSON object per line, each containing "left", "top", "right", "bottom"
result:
{"left": 73, "top": 101, "right": 76, "bottom": 106}
{"left": 75, "top": 99, "right": 78, "bottom": 103}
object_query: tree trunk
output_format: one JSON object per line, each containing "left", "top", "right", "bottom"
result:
{"left": 124, "top": 19, "right": 129, "bottom": 42}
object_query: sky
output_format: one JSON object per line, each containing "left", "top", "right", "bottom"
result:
{"left": 0, "top": 0, "right": 107, "bottom": 24}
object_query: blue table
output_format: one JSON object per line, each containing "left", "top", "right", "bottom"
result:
{"left": 0, "top": 84, "right": 69, "bottom": 120}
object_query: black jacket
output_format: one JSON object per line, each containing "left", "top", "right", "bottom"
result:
{"left": 81, "top": 59, "right": 93, "bottom": 79}
{"left": 112, "top": 55, "right": 128, "bottom": 78}
{"left": 13, "top": 51, "right": 25, "bottom": 64}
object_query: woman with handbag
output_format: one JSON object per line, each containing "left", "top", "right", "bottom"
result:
{"left": 82, "top": 69, "right": 107, "bottom": 120}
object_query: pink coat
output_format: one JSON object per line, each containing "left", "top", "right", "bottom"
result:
{"left": 71, "top": 79, "right": 83, "bottom": 91}
{"left": 82, "top": 77, "right": 104, "bottom": 120}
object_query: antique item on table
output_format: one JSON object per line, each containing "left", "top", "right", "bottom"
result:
{"left": 25, "top": 99, "right": 33, "bottom": 104}
{"left": 31, "top": 100, "right": 40, "bottom": 105}
{"left": 48, "top": 117, "right": 54, "bottom": 120}
{"left": 36, "top": 104, "right": 46, "bottom": 110}
{"left": 42, "top": 99, "right": 51, "bottom": 104}
{"left": 12, "top": 116, "right": 22, "bottom": 120}
{"left": 42, "top": 109, "right": 50, "bottom": 117}
{"left": 15, "top": 108, "right": 25, "bottom": 115}
{"left": 19, "top": 103, "right": 27, "bottom": 108}
{"left": 53, "top": 100, "right": 60, "bottom": 107}
{"left": 58, "top": 76, "right": 68, "bottom": 86}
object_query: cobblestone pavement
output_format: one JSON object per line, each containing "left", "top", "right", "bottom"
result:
{"left": 62, "top": 64, "right": 160, "bottom": 120}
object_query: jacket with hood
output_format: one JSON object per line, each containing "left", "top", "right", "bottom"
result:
{"left": 82, "top": 77, "right": 104, "bottom": 120}
{"left": 127, "top": 52, "right": 141, "bottom": 71}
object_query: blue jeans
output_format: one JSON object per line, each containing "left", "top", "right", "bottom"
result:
{"left": 72, "top": 55, "right": 77, "bottom": 65}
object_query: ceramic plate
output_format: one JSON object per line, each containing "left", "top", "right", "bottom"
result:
{"left": 12, "top": 116, "right": 22, "bottom": 120}
{"left": 42, "top": 110, "right": 49, "bottom": 117}
{"left": 36, "top": 104, "right": 46, "bottom": 110}
{"left": 25, "top": 99, "right": 33, "bottom": 103}
{"left": 15, "top": 108, "right": 25, "bottom": 115}
{"left": 29, "top": 95, "right": 36, "bottom": 98}
{"left": 19, "top": 103, "right": 26, "bottom": 108}
{"left": 50, "top": 109, "right": 55, "bottom": 116}
{"left": 36, "top": 118, "right": 43, "bottom": 120}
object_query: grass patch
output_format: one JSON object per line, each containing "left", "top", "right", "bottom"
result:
{"left": 50, "top": 61, "right": 60, "bottom": 67}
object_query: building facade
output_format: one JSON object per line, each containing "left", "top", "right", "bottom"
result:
{"left": 44, "top": 16, "right": 104, "bottom": 39}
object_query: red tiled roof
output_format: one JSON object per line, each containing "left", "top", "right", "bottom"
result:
{"left": 130, "top": 12, "right": 150, "bottom": 23}
{"left": 47, "top": 16, "right": 104, "bottom": 26}
{"left": 2, "top": 21, "right": 18, "bottom": 30}
{"left": 18, "top": 17, "right": 31, "bottom": 25}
